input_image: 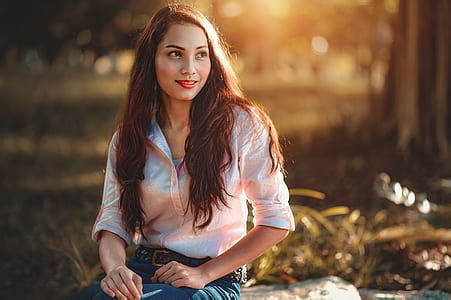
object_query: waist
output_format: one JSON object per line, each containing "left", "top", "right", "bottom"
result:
{"left": 135, "top": 245, "right": 211, "bottom": 267}
{"left": 134, "top": 245, "right": 247, "bottom": 284}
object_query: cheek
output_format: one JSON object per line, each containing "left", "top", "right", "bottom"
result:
{"left": 155, "top": 58, "right": 178, "bottom": 81}
{"left": 199, "top": 62, "right": 211, "bottom": 79}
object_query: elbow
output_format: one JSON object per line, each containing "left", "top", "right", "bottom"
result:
{"left": 99, "top": 230, "right": 128, "bottom": 249}
{"left": 259, "top": 225, "right": 290, "bottom": 243}
{"left": 279, "top": 229, "right": 290, "bottom": 242}
{"left": 272, "top": 227, "right": 290, "bottom": 244}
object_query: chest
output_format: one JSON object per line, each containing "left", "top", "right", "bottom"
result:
{"left": 161, "top": 129, "right": 188, "bottom": 160}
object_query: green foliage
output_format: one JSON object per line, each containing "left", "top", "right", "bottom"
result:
{"left": 247, "top": 189, "right": 451, "bottom": 289}
{"left": 248, "top": 204, "right": 375, "bottom": 287}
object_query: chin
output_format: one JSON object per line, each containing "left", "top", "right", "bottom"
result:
{"left": 175, "top": 92, "right": 200, "bottom": 102}
{"left": 164, "top": 88, "right": 203, "bottom": 102}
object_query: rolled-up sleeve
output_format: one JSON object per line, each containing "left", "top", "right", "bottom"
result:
{"left": 238, "top": 111, "right": 295, "bottom": 231}
{"left": 91, "top": 132, "right": 132, "bottom": 245}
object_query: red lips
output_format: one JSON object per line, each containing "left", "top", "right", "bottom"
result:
{"left": 175, "top": 80, "right": 198, "bottom": 89}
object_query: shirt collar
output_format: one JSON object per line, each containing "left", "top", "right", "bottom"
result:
{"left": 148, "top": 118, "right": 172, "bottom": 160}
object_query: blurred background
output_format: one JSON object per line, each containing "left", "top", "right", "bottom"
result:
{"left": 0, "top": 0, "right": 450, "bottom": 299}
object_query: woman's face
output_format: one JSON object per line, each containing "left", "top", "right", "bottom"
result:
{"left": 155, "top": 23, "right": 211, "bottom": 103}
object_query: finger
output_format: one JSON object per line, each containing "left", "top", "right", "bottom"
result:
{"left": 111, "top": 274, "right": 134, "bottom": 299}
{"left": 113, "top": 289, "right": 127, "bottom": 300}
{"left": 153, "top": 261, "right": 176, "bottom": 282}
{"left": 100, "top": 280, "right": 116, "bottom": 298}
{"left": 164, "top": 270, "right": 188, "bottom": 284}
{"left": 153, "top": 261, "right": 174, "bottom": 279}
{"left": 107, "top": 282, "right": 128, "bottom": 300}
{"left": 120, "top": 271, "right": 141, "bottom": 299}
{"left": 157, "top": 264, "right": 180, "bottom": 283}
{"left": 170, "top": 278, "right": 187, "bottom": 288}
{"left": 106, "top": 278, "right": 128, "bottom": 299}
{"left": 132, "top": 273, "right": 143, "bottom": 295}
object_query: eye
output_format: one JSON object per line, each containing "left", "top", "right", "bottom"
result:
{"left": 168, "top": 50, "right": 182, "bottom": 58}
{"left": 195, "top": 51, "right": 209, "bottom": 60}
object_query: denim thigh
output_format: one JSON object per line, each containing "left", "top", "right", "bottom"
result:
{"left": 71, "top": 255, "right": 240, "bottom": 300}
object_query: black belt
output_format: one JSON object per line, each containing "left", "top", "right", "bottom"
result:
{"left": 135, "top": 246, "right": 247, "bottom": 284}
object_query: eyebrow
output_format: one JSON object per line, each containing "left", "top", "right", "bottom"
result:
{"left": 165, "top": 44, "right": 207, "bottom": 50}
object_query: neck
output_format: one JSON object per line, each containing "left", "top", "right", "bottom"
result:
{"left": 159, "top": 96, "right": 191, "bottom": 131}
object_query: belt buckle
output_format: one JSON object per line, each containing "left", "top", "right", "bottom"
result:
{"left": 152, "top": 249, "right": 170, "bottom": 267}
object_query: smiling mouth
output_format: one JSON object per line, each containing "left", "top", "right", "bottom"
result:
{"left": 175, "top": 80, "right": 198, "bottom": 89}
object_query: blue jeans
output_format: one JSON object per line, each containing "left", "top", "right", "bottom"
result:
{"left": 71, "top": 252, "right": 240, "bottom": 299}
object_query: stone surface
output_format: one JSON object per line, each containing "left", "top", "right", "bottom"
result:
{"left": 240, "top": 276, "right": 451, "bottom": 300}
{"left": 240, "top": 276, "right": 361, "bottom": 300}
{"left": 359, "top": 289, "right": 451, "bottom": 300}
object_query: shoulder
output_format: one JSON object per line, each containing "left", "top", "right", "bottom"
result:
{"left": 111, "top": 130, "right": 119, "bottom": 142}
{"left": 107, "top": 130, "right": 120, "bottom": 155}
{"left": 232, "top": 104, "right": 268, "bottom": 143}
{"left": 232, "top": 105, "right": 265, "bottom": 129}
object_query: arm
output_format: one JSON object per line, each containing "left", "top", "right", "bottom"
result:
{"left": 200, "top": 225, "right": 289, "bottom": 282}
{"left": 98, "top": 230, "right": 143, "bottom": 300}
{"left": 99, "top": 231, "right": 127, "bottom": 275}
{"left": 92, "top": 134, "right": 142, "bottom": 299}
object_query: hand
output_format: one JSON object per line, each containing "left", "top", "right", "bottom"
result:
{"left": 100, "top": 264, "right": 143, "bottom": 300}
{"left": 151, "top": 261, "right": 210, "bottom": 289}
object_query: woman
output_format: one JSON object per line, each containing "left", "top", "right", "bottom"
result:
{"left": 78, "top": 3, "right": 295, "bottom": 300}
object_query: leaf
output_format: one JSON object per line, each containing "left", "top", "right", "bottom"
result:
{"left": 370, "top": 210, "right": 387, "bottom": 226}
{"left": 302, "top": 206, "right": 337, "bottom": 234}
{"left": 289, "top": 188, "right": 326, "bottom": 200}
{"left": 372, "top": 225, "right": 451, "bottom": 243}
{"left": 349, "top": 209, "right": 361, "bottom": 224}
{"left": 296, "top": 211, "right": 321, "bottom": 237}
{"left": 321, "top": 206, "right": 350, "bottom": 217}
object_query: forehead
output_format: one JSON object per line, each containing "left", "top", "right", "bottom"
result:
{"left": 159, "top": 23, "right": 208, "bottom": 48}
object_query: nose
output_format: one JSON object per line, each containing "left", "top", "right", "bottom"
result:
{"left": 180, "top": 57, "right": 196, "bottom": 76}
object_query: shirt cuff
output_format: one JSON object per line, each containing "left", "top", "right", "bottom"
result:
{"left": 253, "top": 207, "right": 296, "bottom": 231}
{"left": 91, "top": 222, "right": 132, "bottom": 246}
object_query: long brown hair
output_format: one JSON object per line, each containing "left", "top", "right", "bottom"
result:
{"left": 115, "top": 4, "right": 284, "bottom": 237}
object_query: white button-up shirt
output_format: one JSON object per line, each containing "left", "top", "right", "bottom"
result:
{"left": 92, "top": 108, "right": 295, "bottom": 258}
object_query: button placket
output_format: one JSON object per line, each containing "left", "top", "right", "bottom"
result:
{"left": 170, "top": 168, "right": 184, "bottom": 215}
{"left": 149, "top": 121, "right": 185, "bottom": 216}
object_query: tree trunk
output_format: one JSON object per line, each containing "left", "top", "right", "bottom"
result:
{"left": 395, "top": 0, "right": 420, "bottom": 152}
{"left": 383, "top": 0, "right": 450, "bottom": 161}
{"left": 435, "top": 0, "right": 450, "bottom": 160}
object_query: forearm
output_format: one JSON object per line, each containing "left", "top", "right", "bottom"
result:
{"left": 99, "top": 231, "right": 128, "bottom": 274}
{"left": 200, "top": 225, "right": 289, "bottom": 282}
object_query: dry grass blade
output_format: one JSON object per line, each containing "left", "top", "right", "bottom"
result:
{"left": 295, "top": 211, "right": 321, "bottom": 237}
{"left": 69, "top": 237, "right": 93, "bottom": 287}
{"left": 289, "top": 188, "right": 326, "bottom": 200}
{"left": 349, "top": 209, "right": 361, "bottom": 224}
{"left": 354, "top": 254, "right": 376, "bottom": 287}
{"left": 48, "top": 235, "right": 101, "bottom": 289}
{"left": 372, "top": 225, "right": 451, "bottom": 244}
{"left": 321, "top": 206, "right": 350, "bottom": 217}
{"left": 370, "top": 210, "right": 388, "bottom": 227}
{"left": 302, "top": 206, "right": 338, "bottom": 234}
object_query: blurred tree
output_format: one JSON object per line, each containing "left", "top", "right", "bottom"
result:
{"left": 383, "top": 0, "right": 450, "bottom": 160}
{"left": 0, "top": 0, "right": 163, "bottom": 64}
